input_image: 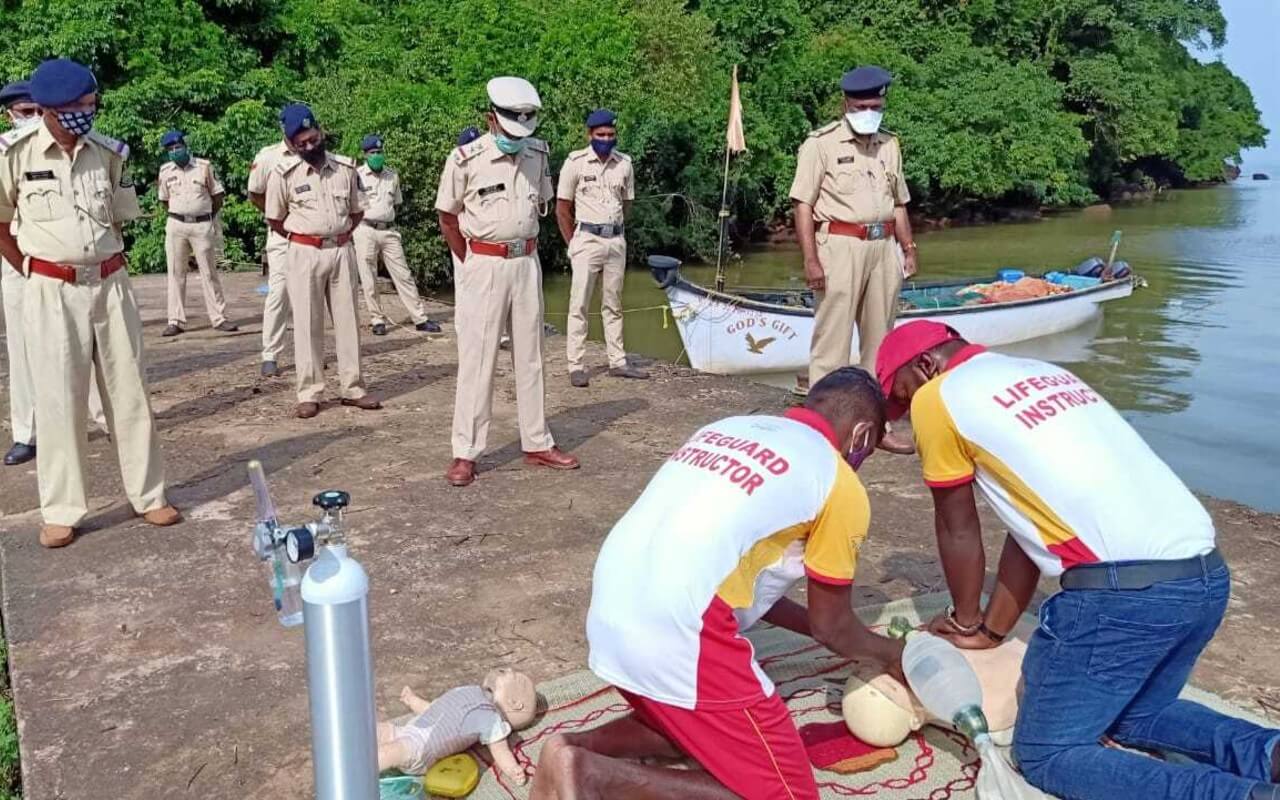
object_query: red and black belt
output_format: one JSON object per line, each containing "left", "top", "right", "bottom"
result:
{"left": 288, "top": 232, "right": 353, "bottom": 248}
{"left": 826, "top": 220, "right": 896, "bottom": 241}
{"left": 28, "top": 252, "right": 126, "bottom": 284}
{"left": 467, "top": 238, "right": 537, "bottom": 259}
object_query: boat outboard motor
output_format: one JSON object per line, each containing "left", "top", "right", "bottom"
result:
{"left": 649, "top": 254, "right": 682, "bottom": 289}
{"left": 1109, "top": 260, "right": 1132, "bottom": 279}
{"left": 1074, "top": 256, "right": 1106, "bottom": 278}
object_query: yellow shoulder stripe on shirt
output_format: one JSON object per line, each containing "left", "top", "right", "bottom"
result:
{"left": 803, "top": 460, "right": 868, "bottom": 584}
{"left": 715, "top": 522, "right": 810, "bottom": 610}
{"left": 911, "top": 377, "right": 977, "bottom": 487}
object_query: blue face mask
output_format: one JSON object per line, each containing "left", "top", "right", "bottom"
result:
{"left": 56, "top": 109, "right": 95, "bottom": 137}
{"left": 494, "top": 132, "right": 526, "bottom": 155}
{"left": 590, "top": 138, "right": 616, "bottom": 159}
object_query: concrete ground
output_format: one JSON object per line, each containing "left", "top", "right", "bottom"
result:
{"left": 0, "top": 272, "right": 1277, "bottom": 799}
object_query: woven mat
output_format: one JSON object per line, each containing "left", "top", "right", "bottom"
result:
{"left": 464, "top": 592, "right": 1269, "bottom": 800}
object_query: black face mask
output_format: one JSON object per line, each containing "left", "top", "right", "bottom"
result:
{"left": 300, "top": 143, "right": 327, "bottom": 165}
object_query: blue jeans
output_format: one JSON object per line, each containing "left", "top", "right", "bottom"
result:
{"left": 1013, "top": 565, "right": 1280, "bottom": 800}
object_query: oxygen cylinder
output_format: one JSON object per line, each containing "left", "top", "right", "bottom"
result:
{"left": 301, "top": 543, "right": 378, "bottom": 800}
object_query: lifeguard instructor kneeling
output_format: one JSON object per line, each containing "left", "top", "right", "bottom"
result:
{"left": 877, "top": 320, "right": 1280, "bottom": 800}
{"left": 531, "top": 367, "right": 903, "bottom": 800}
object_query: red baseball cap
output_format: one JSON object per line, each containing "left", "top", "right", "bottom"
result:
{"left": 876, "top": 321, "right": 962, "bottom": 420}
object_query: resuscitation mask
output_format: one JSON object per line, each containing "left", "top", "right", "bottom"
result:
{"left": 56, "top": 109, "right": 96, "bottom": 137}
{"left": 590, "top": 138, "right": 617, "bottom": 159}
{"left": 845, "top": 430, "right": 874, "bottom": 471}
{"left": 494, "top": 132, "right": 526, "bottom": 155}
{"left": 366, "top": 153, "right": 386, "bottom": 171}
{"left": 846, "top": 109, "right": 884, "bottom": 136}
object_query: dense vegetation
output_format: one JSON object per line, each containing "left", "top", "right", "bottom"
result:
{"left": 0, "top": 0, "right": 1266, "bottom": 285}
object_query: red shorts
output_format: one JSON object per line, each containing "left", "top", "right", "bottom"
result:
{"left": 618, "top": 688, "right": 819, "bottom": 800}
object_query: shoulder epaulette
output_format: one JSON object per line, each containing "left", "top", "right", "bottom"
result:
{"left": 616, "top": 151, "right": 632, "bottom": 162}
{"left": 808, "top": 120, "right": 842, "bottom": 139}
{"left": 332, "top": 153, "right": 356, "bottom": 168}
{"left": 526, "top": 137, "right": 549, "bottom": 154}
{"left": 88, "top": 131, "right": 130, "bottom": 160}
{"left": 879, "top": 129, "right": 898, "bottom": 140}
{"left": 454, "top": 138, "right": 487, "bottom": 165}
{"left": 566, "top": 148, "right": 588, "bottom": 162}
{"left": 275, "top": 153, "right": 304, "bottom": 175}
{"left": 0, "top": 124, "right": 40, "bottom": 154}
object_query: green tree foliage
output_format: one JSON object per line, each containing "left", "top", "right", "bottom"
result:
{"left": 0, "top": 0, "right": 1267, "bottom": 284}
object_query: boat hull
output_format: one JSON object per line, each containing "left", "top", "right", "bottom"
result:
{"left": 660, "top": 272, "right": 1134, "bottom": 376}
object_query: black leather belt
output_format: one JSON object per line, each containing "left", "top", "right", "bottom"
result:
{"left": 1060, "top": 548, "right": 1224, "bottom": 591}
{"left": 362, "top": 220, "right": 394, "bottom": 231}
{"left": 578, "top": 222, "right": 624, "bottom": 238}
{"left": 168, "top": 212, "right": 213, "bottom": 223}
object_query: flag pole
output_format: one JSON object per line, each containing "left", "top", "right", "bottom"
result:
{"left": 714, "top": 65, "right": 743, "bottom": 293}
{"left": 714, "top": 141, "right": 732, "bottom": 293}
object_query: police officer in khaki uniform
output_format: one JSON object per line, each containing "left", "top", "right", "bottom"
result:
{"left": 2, "top": 80, "right": 109, "bottom": 466}
{"left": 265, "top": 103, "right": 381, "bottom": 419}
{"left": 354, "top": 134, "right": 441, "bottom": 336}
{"left": 157, "top": 129, "right": 236, "bottom": 336}
{"left": 557, "top": 109, "right": 647, "bottom": 388}
{"left": 0, "top": 59, "right": 180, "bottom": 547}
{"left": 436, "top": 77, "right": 580, "bottom": 487}
{"left": 248, "top": 114, "right": 293, "bottom": 377}
{"left": 790, "top": 66, "right": 917, "bottom": 452}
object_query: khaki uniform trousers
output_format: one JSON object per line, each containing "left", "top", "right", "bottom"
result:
{"left": 353, "top": 225, "right": 428, "bottom": 326}
{"left": 165, "top": 217, "right": 228, "bottom": 328}
{"left": 566, "top": 232, "right": 627, "bottom": 371}
{"left": 23, "top": 267, "right": 167, "bottom": 526}
{"left": 809, "top": 234, "right": 902, "bottom": 386}
{"left": 284, "top": 241, "right": 368, "bottom": 403}
{"left": 261, "top": 229, "right": 291, "bottom": 362}
{"left": 3, "top": 264, "right": 107, "bottom": 445}
{"left": 452, "top": 252, "right": 553, "bottom": 460}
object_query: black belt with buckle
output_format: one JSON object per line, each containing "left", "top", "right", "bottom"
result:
{"left": 168, "top": 212, "right": 213, "bottom": 223}
{"left": 1060, "top": 549, "right": 1224, "bottom": 591}
{"left": 578, "top": 222, "right": 624, "bottom": 238}
{"left": 362, "top": 220, "right": 394, "bottom": 231}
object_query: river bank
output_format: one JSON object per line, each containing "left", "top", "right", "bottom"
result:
{"left": 0, "top": 272, "right": 1276, "bottom": 799}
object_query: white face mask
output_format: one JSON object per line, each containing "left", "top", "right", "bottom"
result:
{"left": 846, "top": 109, "right": 883, "bottom": 135}
{"left": 9, "top": 113, "right": 40, "bottom": 129}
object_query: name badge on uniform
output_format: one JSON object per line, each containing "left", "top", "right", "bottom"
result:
{"left": 23, "top": 170, "right": 55, "bottom": 181}
{"left": 478, "top": 183, "right": 505, "bottom": 197}
{"left": 294, "top": 184, "right": 312, "bottom": 194}
{"left": 837, "top": 156, "right": 856, "bottom": 165}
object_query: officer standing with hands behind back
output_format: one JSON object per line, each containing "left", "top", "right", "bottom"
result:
{"left": 265, "top": 103, "right": 381, "bottom": 419}
{"left": 0, "top": 58, "right": 179, "bottom": 548}
{"left": 790, "top": 66, "right": 916, "bottom": 453}
{"left": 435, "top": 76, "right": 579, "bottom": 488}
{"left": 557, "top": 108, "right": 647, "bottom": 388}
{"left": 354, "top": 134, "right": 441, "bottom": 337}
{"left": 157, "top": 129, "right": 236, "bottom": 337}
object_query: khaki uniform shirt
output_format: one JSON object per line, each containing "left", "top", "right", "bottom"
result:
{"left": 158, "top": 157, "right": 224, "bottom": 215}
{"left": 557, "top": 147, "right": 634, "bottom": 226}
{"left": 357, "top": 164, "right": 401, "bottom": 224}
{"left": 0, "top": 123, "right": 141, "bottom": 265}
{"left": 265, "top": 152, "right": 365, "bottom": 237}
{"left": 788, "top": 120, "right": 909, "bottom": 224}
{"left": 248, "top": 141, "right": 291, "bottom": 196}
{"left": 434, "top": 132, "right": 553, "bottom": 243}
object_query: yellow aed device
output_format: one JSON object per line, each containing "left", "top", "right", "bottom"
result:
{"left": 425, "top": 753, "right": 481, "bottom": 798}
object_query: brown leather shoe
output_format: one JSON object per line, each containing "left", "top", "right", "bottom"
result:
{"left": 39, "top": 524, "right": 75, "bottom": 548}
{"left": 607, "top": 364, "right": 649, "bottom": 380}
{"left": 142, "top": 505, "right": 182, "bottom": 526}
{"left": 340, "top": 395, "right": 383, "bottom": 410}
{"left": 296, "top": 402, "right": 320, "bottom": 419}
{"left": 523, "top": 447, "right": 580, "bottom": 470}
{"left": 878, "top": 430, "right": 916, "bottom": 455}
{"left": 446, "top": 458, "right": 476, "bottom": 487}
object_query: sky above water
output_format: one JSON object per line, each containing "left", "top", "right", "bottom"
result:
{"left": 1213, "top": 0, "right": 1279, "bottom": 172}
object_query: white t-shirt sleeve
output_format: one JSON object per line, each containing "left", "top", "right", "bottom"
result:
{"left": 468, "top": 707, "right": 512, "bottom": 745}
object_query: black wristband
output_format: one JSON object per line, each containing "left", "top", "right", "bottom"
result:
{"left": 979, "top": 623, "right": 1007, "bottom": 644}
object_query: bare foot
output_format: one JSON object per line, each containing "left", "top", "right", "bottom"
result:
{"left": 400, "top": 686, "right": 417, "bottom": 707}
{"left": 530, "top": 734, "right": 576, "bottom": 800}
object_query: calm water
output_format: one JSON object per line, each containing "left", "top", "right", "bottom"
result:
{"left": 534, "top": 182, "right": 1280, "bottom": 511}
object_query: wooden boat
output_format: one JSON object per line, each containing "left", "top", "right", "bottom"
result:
{"left": 648, "top": 256, "right": 1137, "bottom": 376}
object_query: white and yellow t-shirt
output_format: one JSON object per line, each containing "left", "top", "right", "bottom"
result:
{"left": 587, "top": 409, "right": 869, "bottom": 711}
{"left": 911, "top": 347, "right": 1215, "bottom": 577}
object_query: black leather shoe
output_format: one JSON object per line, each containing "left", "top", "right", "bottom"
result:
{"left": 372, "top": 323, "right": 388, "bottom": 336}
{"left": 162, "top": 323, "right": 183, "bottom": 337}
{"left": 416, "top": 320, "right": 442, "bottom": 333}
{"left": 4, "top": 442, "right": 35, "bottom": 466}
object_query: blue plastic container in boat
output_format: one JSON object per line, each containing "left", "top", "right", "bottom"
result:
{"left": 1045, "top": 271, "right": 1067, "bottom": 284}
{"left": 1058, "top": 275, "right": 1101, "bottom": 290}
{"left": 996, "top": 268, "right": 1025, "bottom": 282}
